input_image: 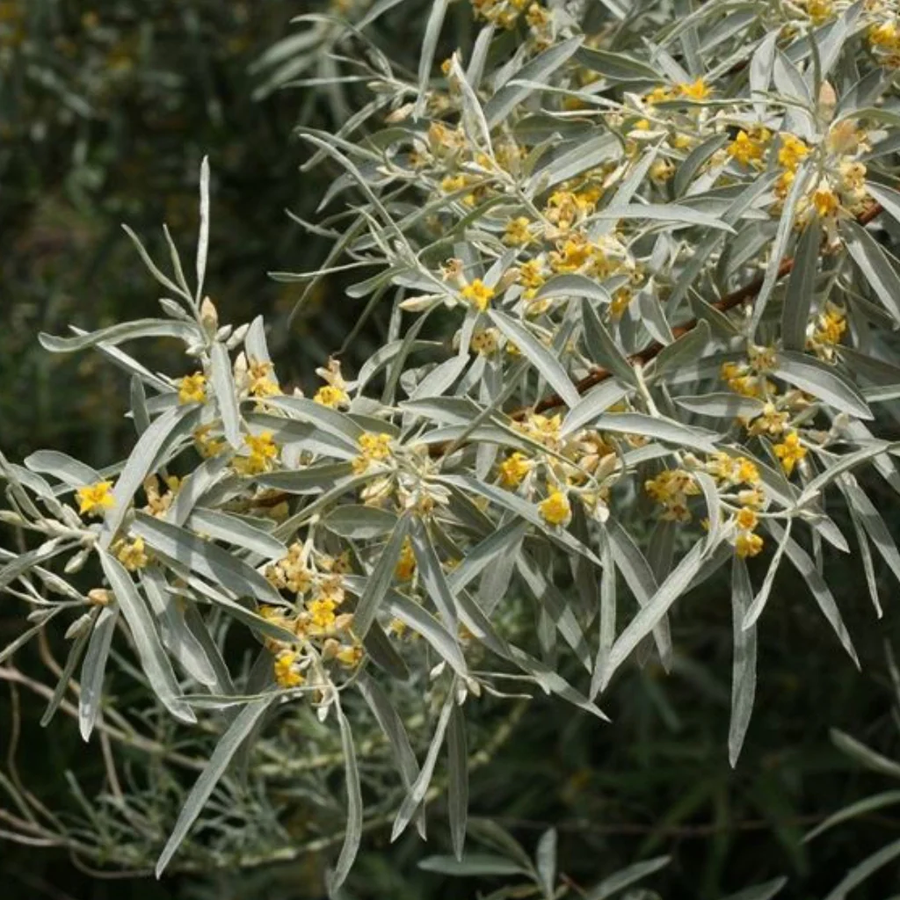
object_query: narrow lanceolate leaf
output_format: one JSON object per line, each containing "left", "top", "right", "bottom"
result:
{"left": 411, "top": 520, "right": 459, "bottom": 632}
{"left": 328, "top": 703, "right": 363, "bottom": 891}
{"left": 821, "top": 837, "right": 900, "bottom": 900}
{"left": 729, "top": 557, "right": 757, "bottom": 767}
{"left": 352, "top": 512, "right": 412, "bottom": 640}
{"left": 652, "top": 321, "right": 712, "bottom": 378}
{"left": 415, "top": 0, "right": 450, "bottom": 116}
{"left": 484, "top": 37, "right": 583, "bottom": 128}
{"left": 322, "top": 505, "right": 398, "bottom": 540}
{"left": 41, "top": 616, "right": 94, "bottom": 727}
{"left": 674, "top": 393, "right": 765, "bottom": 419}
{"left": 804, "top": 790, "right": 900, "bottom": 843}
{"left": 156, "top": 695, "right": 274, "bottom": 876}
{"left": 581, "top": 297, "right": 637, "bottom": 386}
{"left": 775, "top": 351, "right": 872, "bottom": 420}
{"left": 749, "top": 164, "right": 811, "bottom": 335}
{"left": 24, "top": 450, "right": 102, "bottom": 488}
{"left": 593, "top": 204, "right": 736, "bottom": 232}
{"left": 489, "top": 310, "right": 580, "bottom": 408}
{"left": 38, "top": 319, "right": 198, "bottom": 354}
{"left": 842, "top": 217, "right": 900, "bottom": 327}
{"left": 584, "top": 855, "right": 670, "bottom": 900}
{"left": 98, "top": 550, "right": 196, "bottom": 725}
{"left": 357, "top": 674, "right": 421, "bottom": 794}
{"left": 561, "top": 381, "right": 631, "bottom": 436}
{"left": 831, "top": 728, "right": 900, "bottom": 780}
{"left": 765, "top": 521, "right": 858, "bottom": 667}
{"left": 743, "top": 520, "right": 792, "bottom": 630}
{"left": 392, "top": 692, "right": 454, "bottom": 841}
{"left": 418, "top": 855, "right": 528, "bottom": 877}
{"left": 79, "top": 606, "right": 119, "bottom": 742}
{"left": 185, "top": 509, "right": 287, "bottom": 560}
{"left": 210, "top": 342, "right": 241, "bottom": 449}
{"left": 132, "top": 512, "right": 283, "bottom": 605}
{"left": 782, "top": 215, "right": 821, "bottom": 351}
{"left": 447, "top": 703, "right": 468, "bottom": 861}
{"left": 535, "top": 829, "right": 557, "bottom": 898}
{"left": 196, "top": 156, "right": 210, "bottom": 301}
{"left": 719, "top": 878, "right": 787, "bottom": 900}
{"left": 606, "top": 520, "right": 672, "bottom": 669}
{"left": 100, "top": 404, "right": 202, "bottom": 549}
{"left": 593, "top": 412, "right": 720, "bottom": 454}
{"left": 602, "top": 539, "right": 710, "bottom": 689}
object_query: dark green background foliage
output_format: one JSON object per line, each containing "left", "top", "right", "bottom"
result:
{"left": 3, "top": 2, "right": 900, "bottom": 899}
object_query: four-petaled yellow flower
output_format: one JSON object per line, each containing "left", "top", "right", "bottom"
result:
{"left": 539, "top": 489, "right": 571, "bottom": 526}
{"left": 777, "top": 134, "right": 809, "bottom": 171}
{"left": 308, "top": 596, "right": 338, "bottom": 631}
{"left": 812, "top": 187, "right": 840, "bottom": 218}
{"left": 773, "top": 431, "right": 807, "bottom": 475}
{"left": 76, "top": 481, "right": 115, "bottom": 517}
{"left": 735, "top": 531, "right": 764, "bottom": 559}
{"left": 461, "top": 278, "right": 495, "bottom": 311}
{"left": 237, "top": 431, "right": 279, "bottom": 475}
{"left": 274, "top": 650, "right": 304, "bottom": 688}
{"left": 678, "top": 77, "right": 712, "bottom": 101}
{"left": 178, "top": 372, "right": 207, "bottom": 404}
{"left": 727, "top": 130, "right": 767, "bottom": 166}
{"left": 353, "top": 432, "right": 394, "bottom": 474}
{"left": 314, "top": 384, "right": 349, "bottom": 408}
{"left": 116, "top": 536, "right": 149, "bottom": 571}
{"left": 504, "top": 216, "right": 532, "bottom": 246}
{"left": 395, "top": 537, "right": 417, "bottom": 580}
{"left": 499, "top": 452, "right": 532, "bottom": 488}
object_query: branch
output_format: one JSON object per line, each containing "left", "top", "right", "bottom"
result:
{"left": 522, "top": 201, "right": 884, "bottom": 419}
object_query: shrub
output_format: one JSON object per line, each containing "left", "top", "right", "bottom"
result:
{"left": 4, "top": 0, "right": 900, "bottom": 896}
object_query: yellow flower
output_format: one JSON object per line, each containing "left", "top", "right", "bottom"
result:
{"left": 76, "top": 481, "right": 115, "bottom": 517}
{"left": 353, "top": 432, "right": 394, "bottom": 473}
{"left": 248, "top": 359, "right": 280, "bottom": 398}
{"left": 735, "top": 531, "right": 764, "bottom": 559}
{"left": 395, "top": 538, "right": 417, "bottom": 580}
{"left": 499, "top": 452, "right": 532, "bottom": 488}
{"left": 336, "top": 644, "right": 364, "bottom": 668}
{"left": 236, "top": 431, "right": 279, "bottom": 475}
{"left": 773, "top": 431, "right": 807, "bottom": 475}
{"left": 678, "top": 78, "right": 712, "bottom": 101}
{"left": 274, "top": 650, "right": 304, "bottom": 688}
{"left": 805, "top": 0, "right": 833, "bottom": 25}
{"left": 539, "top": 489, "right": 571, "bottom": 526}
{"left": 116, "top": 536, "right": 148, "bottom": 571}
{"left": 727, "top": 130, "right": 766, "bottom": 166}
{"left": 650, "top": 159, "right": 674, "bottom": 182}
{"left": 644, "top": 86, "right": 674, "bottom": 104}
{"left": 735, "top": 507, "right": 758, "bottom": 531}
{"left": 504, "top": 216, "right": 533, "bottom": 246}
{"left": 519, "top": 259, "right": 545, "bottom": 289}
{"left": 461, "top": 278, "right": 495, "bottom": 311}
{"left": 193, "top": 424, "right": 226, "bottom": 458}
{"left": 314, "top": 384, "right": 349, "bottom": 408}
{"left": 812, "top": 307, "right": 847, "bottom": 345}
{"left": 812, "top": 187, "right": 840, "bottom": 218}
{"left": 308, "top": 597, "right": 338, "bottom": 631}
{"left": 777, "top": 134, "right": 809, "bottom": 172}
{"left": 178, "top": 372, "right": 207, "bottom": 404}
{"left": 471, "top": 328, "right": 499, "bottom": 355}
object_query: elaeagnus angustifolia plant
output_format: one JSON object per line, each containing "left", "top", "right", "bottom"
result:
{"left": 4, "top": 0, "right": 900, "bottom": 896}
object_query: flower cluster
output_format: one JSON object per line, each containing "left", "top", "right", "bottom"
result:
{"left": 263, "top": 543, "right": 361, "bottom": 691}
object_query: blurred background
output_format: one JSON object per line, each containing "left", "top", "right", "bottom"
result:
{"left": 2, "top": 2, "right": 900, "bottom": 898}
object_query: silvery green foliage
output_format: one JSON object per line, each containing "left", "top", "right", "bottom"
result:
{"left": 3, "top": 0, "right": 900, "bottom": 892}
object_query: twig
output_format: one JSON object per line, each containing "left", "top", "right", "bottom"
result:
{"left": 523, "top": 202, "right": 884, "bottom": 418}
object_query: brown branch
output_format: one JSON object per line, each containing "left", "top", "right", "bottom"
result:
{"left": 522, "top": 201, "right": 884, "bottom": 419}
